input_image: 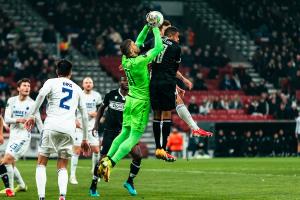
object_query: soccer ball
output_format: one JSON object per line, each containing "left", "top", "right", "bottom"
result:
{"left": 146, "top": 11, "right": 164, "bottom": 27}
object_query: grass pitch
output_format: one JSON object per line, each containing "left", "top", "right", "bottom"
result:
{"left": 1, "top": 158, "right": 300, "bottom": 200}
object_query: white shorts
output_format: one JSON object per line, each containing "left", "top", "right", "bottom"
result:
{"left": 39, "top": 130, "right": 74, "bottom": 159}
{"left": 5, "top": 134, "right": 31, "bottom": 160}
{"left": 73, "top": 128, "right": 99, "bottom": 147}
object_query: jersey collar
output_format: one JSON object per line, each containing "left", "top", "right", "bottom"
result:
{"left": 118, "top": 88, "right": 126, "bottom": 100}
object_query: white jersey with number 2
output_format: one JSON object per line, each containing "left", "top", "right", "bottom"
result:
{"left": 39, "top": 77, "right": 86, "bottom": 135}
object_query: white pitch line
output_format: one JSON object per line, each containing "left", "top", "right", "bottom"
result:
{"left": 114, "top": 168, "right": 298, "bottom": 178}
{"left": 20, "top": 163, "right": 297, "bottom": 178}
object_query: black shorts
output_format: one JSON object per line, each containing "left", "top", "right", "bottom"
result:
{"left": 150, "top": 81, "right": 176, "bottom": 111}
{"left": 100, "top": 129, "right": 120, "bottom": 155}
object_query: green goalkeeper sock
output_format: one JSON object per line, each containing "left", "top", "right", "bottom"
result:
{"left": 107, "top": 126, "right": 130, "bottom": 158}
{"left": 111, "top": 129, "right": 143, "bottom": 164}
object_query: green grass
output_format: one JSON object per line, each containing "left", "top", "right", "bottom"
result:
{"left": 2, "top": 158, "right": 300, "bottom": 199}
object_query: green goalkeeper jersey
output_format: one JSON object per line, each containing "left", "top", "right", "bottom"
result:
{"left": 122, "top": 25, "right": 163, "bottom": 100}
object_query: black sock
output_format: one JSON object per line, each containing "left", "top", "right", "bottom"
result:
{"left": 162, "top": 120, "right": 172, "bottom": 150}
{"left": 108, "top": 157, "right": 116, "bottom": 167}
{"left": 153, "top": 120, "right": 162, "bottom": 149}
{"left": 127, "top": 159, "right": 141, "bottom": 185}
{"left": 90, "top": 161, "right": 100, "bottom": 191}
{"left": 0, "top": 164, "right": 9, "bottom": 188}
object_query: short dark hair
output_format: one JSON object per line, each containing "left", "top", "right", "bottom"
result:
{"left": 56, "top": 59, "right": 72, "bottom": 76}
{"left": 120, "top": 39, "right": 133, "bottom": 58}
{"left": 164, "top": 26, "right": 179, "bottom": 37}
{"left": 17, "top": 78, "right": 31, "bottom": 87}
{"left": 159, "top": 20, "right": 171, "bottom": 30}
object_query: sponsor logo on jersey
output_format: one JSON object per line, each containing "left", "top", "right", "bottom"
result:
{"left": 13, "top": 110, "right": 27, "bottom": 117}
{"left": 86, "top": 102, "right": 96, "bottom": 108}
{"left": 109, "top": 101, "right": 124, "bottom": 111}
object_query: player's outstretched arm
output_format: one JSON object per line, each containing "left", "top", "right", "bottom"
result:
{"left": 25, "top": 80, "right": 51, "bottom": 131}
{"left": 142, "top": 27, "right": 163, "bottom": 63}
{"left": 24, "top": 94, "right": 46, "bottom": 131}
{"left": 135, "top": 25, "right": 150, "bottom": 48}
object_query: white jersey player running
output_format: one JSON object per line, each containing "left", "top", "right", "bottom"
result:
{"left": 70, "top": 77, "right": 102, "bottom": 185}
{"left": 0, "top": 79, "right": 43, "bottom": 197}
{"left": 24, "top": 60, "right": 91, "bottom": 200}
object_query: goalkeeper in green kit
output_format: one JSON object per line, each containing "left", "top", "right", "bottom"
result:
{"left": 98, "top": 13, "right": 163, "bottom": 182}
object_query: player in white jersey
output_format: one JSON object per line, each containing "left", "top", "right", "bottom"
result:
{"left": 70, "top": 77, "right": 102, "bottom": 185}
{"left": 0, "top": 79, "right": 43, "bottom": 197}
{"left": 24, "top": 60, "right": 91, "bottom": 200}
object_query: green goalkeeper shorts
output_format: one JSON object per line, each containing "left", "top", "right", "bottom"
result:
{"left": 122, "top": 95, "right": 150, "bottom": 133}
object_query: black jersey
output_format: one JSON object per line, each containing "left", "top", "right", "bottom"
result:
{"left": 151, "top": 37, "right": 181, "bottom": 85}
{"left": 102, "top": 89, "right": 125, "bottom": 132}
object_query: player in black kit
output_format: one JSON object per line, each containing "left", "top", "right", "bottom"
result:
{"left": 89, "top": 77, "right": 142, "bottom": 197}
{"left": 149, "top": 25, "right": 213, "bottom": 162}
{"left": 150, "top": 26, "right": 182, "bottom": 161}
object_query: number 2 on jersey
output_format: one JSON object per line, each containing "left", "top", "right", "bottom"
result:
{"left": 124, "top": 69, "right": 136, "bottom": 86}
{"left": 59, "top": 87, "right": 73, "bottom": 110}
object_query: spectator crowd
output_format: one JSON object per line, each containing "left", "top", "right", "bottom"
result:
{"left": 209, "top": 0, "right": 300, "bottom": 94}
{"left": 188, "top": 89, "right": 299, "bottom": 120}
{"left": 214, "top": 129, "right": 297, "bottom": 157}
{"left": 0, "top": 10, "right": 56, "bottom": 115}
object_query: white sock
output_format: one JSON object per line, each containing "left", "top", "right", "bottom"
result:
{"left": 92, "top": 152, "right": 99, "bottom": 170}
{"left": 5, "top": 164, "right": 14, "bottom": 189}
{"left": 70, "top": 154, "right": 79, "bottom": 177}
{"left": 176, "top": 104, "right": 199, "bottom": 130}
{"left": 58, "top": 168, "right": 68, "bottom": 196}
{"left": 13, "top": 167, "right": 25, "bottom": 188}
{"left": 36, "top": 165, "right": 46, "bottom": 198}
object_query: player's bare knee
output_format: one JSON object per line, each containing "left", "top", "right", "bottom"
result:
{"left": 131, "top": 151, "right": 143, "bottom": 161}
{"left": 73, "top": 146, "right": 81, "bottom": 155}
{"left": 153, "top": 110, "right": 162, "bottom": 120}
{"left": 37, "top": 155, "right": 48, "bottom": 166}
{"left": 130, "top": 145, "right": 143, "bottom": 160}
{"left": 176, "top": 95, "right": 184, "bottom": 105}
{"left": 91, "top": 146, "right": 100, "bottom": 153}
{"left": 57, "top": 158, "right": 68, "bottom": 169}
{"left": 162, "top": 111, "right": 172, "bottom": 119}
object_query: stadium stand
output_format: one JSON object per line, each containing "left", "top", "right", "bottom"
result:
{"left": 27, "top": 0, "right": 300, "bottom": 137}
{"left": 0, "top": 0, "right": 298, "bottom": 157}
{"left": 208, "top": 0, "right": 300, "bottom": 92}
